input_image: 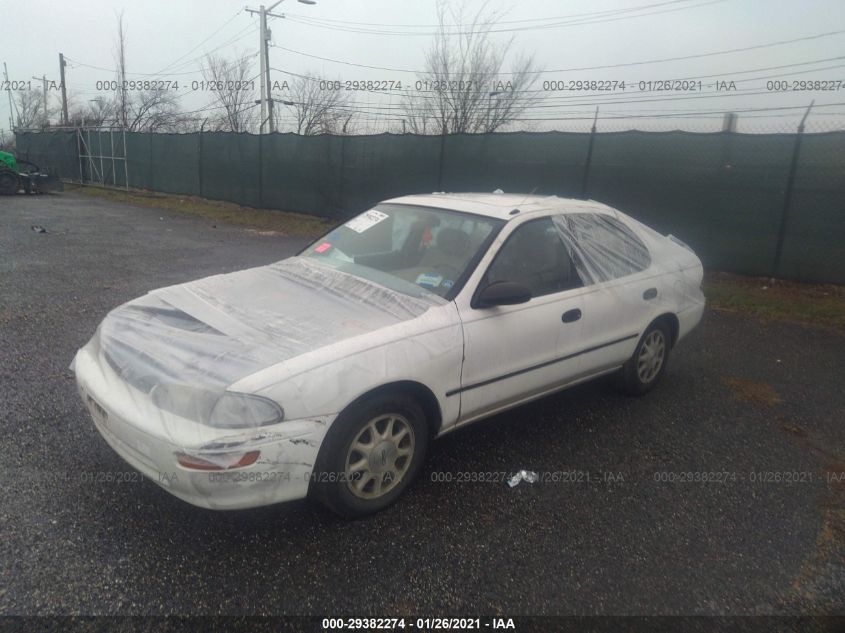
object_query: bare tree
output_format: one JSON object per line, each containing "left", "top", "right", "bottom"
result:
{"left": 403, "top": 91, "right": 439, "bottom": 135}
{"left": 66, "top": 90, "right": 180, "bottom": 131}
{"left": 404, "top": 1, "right": 540, "bottom": 134}
{"left": 200, "top": 53, "right": 256, "bottom": 132}
{"left": 89, "top": 96, "right": 116, "bottom": 126}
{"left": 114, "top": 11, "right": 129, "bottom": 129}
{"left": 13, "top": 89, "right": 46, "bottom": 128}
{"left": 164, "top": 116, "right": 203, "bottom": 133}
{"left": 68, "top": 95, "right": 116, "bottom": 127}
{"left": 126, "top": 89, "right": 182, "bottom": 131}
{"left": 103, "top": 14, "right": 184, "bottom": 131}
{"left": 0, "top": 129, "right": 13, "bottom": 151}
{"left": 282, "top": 72, "right": 353, "bottom": 135}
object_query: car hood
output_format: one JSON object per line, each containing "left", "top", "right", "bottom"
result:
{"left": 88, "top": 257, "right": 445, "bottom": 394}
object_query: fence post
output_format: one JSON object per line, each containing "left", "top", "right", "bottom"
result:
{"left": 339, "top": 133, "right": 346, "bottom": 214}
{"left": 437, "top": 131, "right": 447, "bottom": 191}
{"left": 148, "top": 132, "right": 153, "bottom": 190}
{"left": 721, "top": 112, "right": 737, "bottom": 167}
{"left": 122, "top": 127, "right": 129, "bottom": 190}
{"left": 772, "top": 101, "right": 813, "bottom": 278}
{"left": 258, "top": 131, "right": 263, "bottom": 208}
{"left": 76, "top": 128, "right": 84, "bottom": 183}
{"left": 580, "top": 106, "right": 599, "bottom": 199}
{"left": 198, "top": 119, "right": 206, "bottom": 198}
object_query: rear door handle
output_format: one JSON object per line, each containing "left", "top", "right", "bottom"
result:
{"left": 643, "top": 287, "right": 658, "bottom": 300}
{"left": 562, "top": 308, "right": 582, "bottom": 323}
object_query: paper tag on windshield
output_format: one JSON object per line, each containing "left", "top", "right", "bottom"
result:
{"left": 345, "top": 209, "right": 388, "bottom": 234}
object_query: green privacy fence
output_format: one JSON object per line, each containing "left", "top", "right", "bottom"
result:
{"left": 14, "top": 128, "right": 845, "bottom": 284}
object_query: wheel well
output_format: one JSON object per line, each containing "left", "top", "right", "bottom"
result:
{"left": 343, "top": 381, "right": 442, "bottom": 437}
{"left": 653, "top": 313, "right": 680, "bottom": 347}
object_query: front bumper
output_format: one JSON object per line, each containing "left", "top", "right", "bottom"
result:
{"left": 73, "top": 345, "right": 334, "bottom": 510}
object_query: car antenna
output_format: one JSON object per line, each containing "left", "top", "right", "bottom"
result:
{"left": 516, "top": 186, "right": 540, "bottom": 209}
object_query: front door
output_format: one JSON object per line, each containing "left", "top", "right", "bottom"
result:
{"left": 455, "top": 217, "right": 587, "bottom": 423}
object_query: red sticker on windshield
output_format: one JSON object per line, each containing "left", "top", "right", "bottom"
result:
{"left": 314, "top": 242, "right": 332, "bottom": 253}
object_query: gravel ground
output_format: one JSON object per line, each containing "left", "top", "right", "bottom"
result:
{"left": 1, "top": 192, "right": 843, "bottom": 616}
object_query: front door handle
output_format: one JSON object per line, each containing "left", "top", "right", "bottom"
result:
{"left": 562, "top": 308, "right": 582, "bottom": 323}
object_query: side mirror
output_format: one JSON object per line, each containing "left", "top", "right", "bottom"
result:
{"left": 475, "top": 281, "right": 532, "bottom": 308}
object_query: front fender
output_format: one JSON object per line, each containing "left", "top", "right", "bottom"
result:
{"left": 231, "top": 302, "right": 464, "bottom": 432}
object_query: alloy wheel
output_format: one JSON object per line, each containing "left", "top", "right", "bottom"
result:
{"left": 637, "top": 329, "right": 666, "bottom": 384}
{"left": 344, "top": 413, "right": 415, "bottom": 500}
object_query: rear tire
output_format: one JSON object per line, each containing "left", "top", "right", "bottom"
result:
{"left": 312, "top": 394, "right": 429, "bottom": 518}
{"left": 619, "top": 320, "right": 671, "bottom": 396}
{"left": 0, "top": 170, "right": 18, "bottom": 195}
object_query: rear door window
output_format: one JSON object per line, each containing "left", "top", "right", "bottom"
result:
{"left": 553, "top": 213, "right": 651, "bottom": 283}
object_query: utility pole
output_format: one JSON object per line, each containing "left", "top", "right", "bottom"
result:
{"left": 115, "top": 12, "right": 128, "bottom": 129}
{"left": 41, "top": 76, "right": 48, "bottom": 120}
{"left": 246, "top": 0, "right": 316, "bottom": 134}
{"left": 264, "top": 8, "right": 275, "bottom": 133}
{"left": 257, "top": 6, "right": 267, "bottom": 132}
{"left": 246, "top": 4, "right": 273, "bottom": 133}
{"left": 3, "top": 62, "right": 15, "bottom": 130}
{"left": 59, "top": 53, "right": 69, "bottom": 126}
{"left": 32, "top": 75, "right": 48, "bottom": 126}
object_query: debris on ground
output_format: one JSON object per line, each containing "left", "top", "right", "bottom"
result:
{"left": 507, "top": 470, "right": 539, "bottom": 488}
{"left": 31, "top": 225, "right": 47, "bottom": 233}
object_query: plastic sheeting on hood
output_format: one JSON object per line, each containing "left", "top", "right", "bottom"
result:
{"left": 75, "top": 257, "right": 445, "bottom": 430}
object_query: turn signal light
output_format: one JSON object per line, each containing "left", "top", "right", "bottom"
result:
{"left": 175, "top": 450, "right": 260, "bottom": 471}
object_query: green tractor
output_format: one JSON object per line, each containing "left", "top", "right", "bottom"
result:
{"left": 0, "top": 150, "right": 63, "bottom": 195}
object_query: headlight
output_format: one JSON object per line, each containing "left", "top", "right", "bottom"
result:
{"left": 150, "top": 385, "right": 284, "bottom": 428}
{"left": 208, "top": 392, "right": 284, "bottom": 428}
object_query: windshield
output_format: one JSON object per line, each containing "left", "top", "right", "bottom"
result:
{"left": 302, "top": 203, "right": 502, "bottom": 299}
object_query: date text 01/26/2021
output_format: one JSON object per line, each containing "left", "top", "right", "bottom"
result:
{"left": 321, "top": 617, "right": 515, "bottom": 630}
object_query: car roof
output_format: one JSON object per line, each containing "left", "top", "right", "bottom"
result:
{"left": 381, "top": 192, "right": 616, "bottom": 221}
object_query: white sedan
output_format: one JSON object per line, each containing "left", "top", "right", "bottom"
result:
{"left": 73, "top": 193, "right": 704, "bottom": 516}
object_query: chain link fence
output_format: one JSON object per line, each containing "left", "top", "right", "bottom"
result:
{"left": 14, "top": 125, "right": 845, "bottom": 284}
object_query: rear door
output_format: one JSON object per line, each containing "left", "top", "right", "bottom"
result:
{"left": 454, "top": 216, "right": 588, "bottom": 423}
{"left": 552, "top": 212, "right": 658, "bottom": 372}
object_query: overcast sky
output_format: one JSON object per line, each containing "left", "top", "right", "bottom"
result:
{"left": 1, "top": 0, "right": 844, "bottom": 133}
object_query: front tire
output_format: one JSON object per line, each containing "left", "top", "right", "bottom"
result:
{"left": 619, "top": 321, "right": 671, "bottom": 395}
{"left": 312, "top": 394, "right": 429, "bottom": 518}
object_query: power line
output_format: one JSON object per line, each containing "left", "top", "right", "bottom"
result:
{"left": 162, "top": 69, "right": 264, "bottom": 116}
{"left": 271, "top": 36, "right": 845, "bottom": 84}
{"left": 266, "top": 70, "right": 845, "bottom": 121}
{"left": 517, "top": 61, "right": 845, "bottom": 105}
{"left": 268, "top": 91, "right": 842, "bottom": 130}
{"left": 513, "top": 101, "right": 845, "bottom": 121}
{"left": 261, "top": 41, "right": 845, "bottom": 121}
{"left": 282, "top": 0, "right": 703, "bottom": 29}
{"left": 64, "top": 26, "right": 257, "bottom": 78}
{"left": 154, "top": 9, "right": 245, "bottom": 75}
{"left": 178, "top": 99, "right": 260, "bottom": 118}
{"left": 270, "top": 30, "right": 845, "bottom": 78}
{"left": 282, "top": 0, "right": 726, "bottom": 36}
{"left": 155, "top": 23, "right": 258, "bottom": 73}
{"left": 268, "top": 64, "right": 845, "bottom": 112}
